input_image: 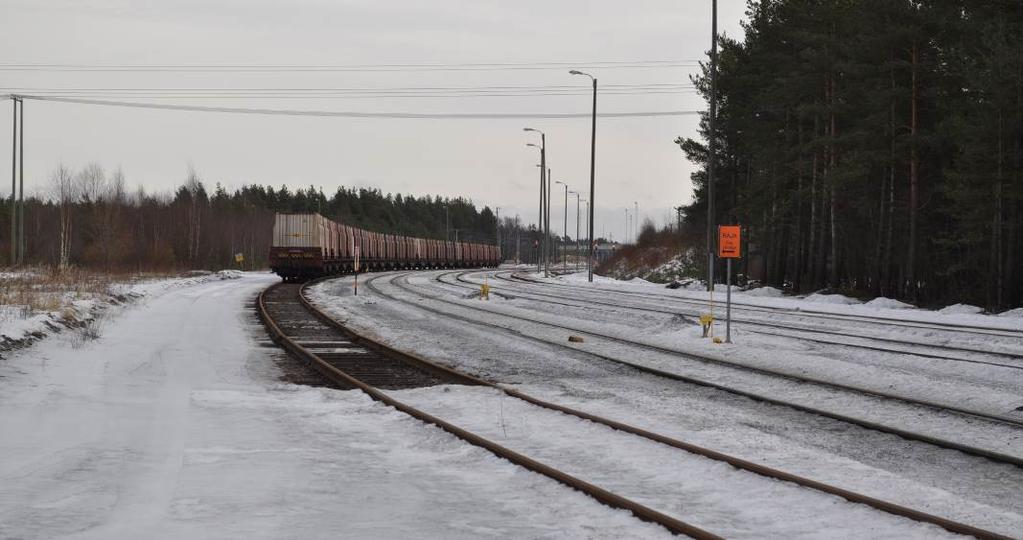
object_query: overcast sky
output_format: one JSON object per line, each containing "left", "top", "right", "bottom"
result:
{"left": 1, "top": 0, "right": 747, "bottom": 241}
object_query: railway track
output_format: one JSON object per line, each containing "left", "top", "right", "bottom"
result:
{"left": 483, "top": 271, "right": 1023, "bottom": 365}
{"left": 423, "top": 271, "right": 1023, "bottom": 429}
{"left": 502, "top": 271, "right": 1023, "bottom": 342}
{"left": 262, "top": 277, "right": 1013, "bottom": 539}
{"left": 259, "top": 281, "right": 718, "bottom": 538}
{"left": 363, "top": 271, "right": 1023, "bottom": 468}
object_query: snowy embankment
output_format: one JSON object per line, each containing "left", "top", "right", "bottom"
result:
{"left": 0, "top": 271, "right": 674, "bottom": 539}
{"left": 537, "top": 270, "right": 1023, "bottom": 329}
{"left": 0, "top": 269, "right": 243, "bottom": 354}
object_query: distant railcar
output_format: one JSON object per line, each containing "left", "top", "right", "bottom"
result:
{"left": 269, "top": 212, "right": 501, "bottom": 280}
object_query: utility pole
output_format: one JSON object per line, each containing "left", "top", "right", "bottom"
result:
{"left": 445, "top": 205, "right": 450, "bottom": 242}
{"left": 9, "top": 97, "right": 17, "bottom": 267}
{"left": 707, "top": 0, "right": 719, "bottom": 292}
{"left": 495, "top": 206, "right": 501, "bottom": 258}
{"left": 17, "top": 98, "right": 23, "bottom": 265}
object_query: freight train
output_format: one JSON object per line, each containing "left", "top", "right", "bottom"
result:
{"left": 269, "top": 213, "right": 502, "bottom": 280}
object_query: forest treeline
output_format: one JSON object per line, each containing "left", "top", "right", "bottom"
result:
{"left": 0, "top": 164, "right": 532, "bottom": 271}
{"left": 679, "top": 0, "right": 1022, "bottom": 309}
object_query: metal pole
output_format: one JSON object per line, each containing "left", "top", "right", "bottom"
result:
{"left": 587, "top": 78, "right": 597, "bottom": 282}
{"left": 726, "top": 258, "right": 732, "bottom": 343}
{"left": 515, "top": 215, "right": 521, "bottom": 264}
{"left": 541, "top": 134, "right": 547, "bottom": 275}
{"left": 10, "top": 97, "right": 16, "bottom": 267}
{"left": 625, "top": 208, "right": 629, "bottom": 243}
{"left": 18, "top": 98, "right": 24, "bottom": 265}
{"left": 546, "top": 167, "right": 551, "bottom": 276}
{"left": 445, "top": 206, "right": 450, "bottom": 242}
{"left": 562, "top": 183, "right": 567, "bottom": 270}
{"left": 707, "top": 0, "right": 718, "bottom": 292}
{"left": 574, "top": 193, "right": 580, "bottom": 272}
{"left": 634, "top": 201, "right": 638, "bottom": 243}
{"left": 540, "top": 160, "right": 548, "bottom": 270}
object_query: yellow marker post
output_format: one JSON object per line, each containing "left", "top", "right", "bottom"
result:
{"left": 480, "top": 276, "right": 490, "bottom": 300}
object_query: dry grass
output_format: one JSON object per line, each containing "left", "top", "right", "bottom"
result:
{"left": 0, "top": 266, "right": 174, "bottom": 319}
{"left": 1, "top": 267, "right": 111, "bottom": 313}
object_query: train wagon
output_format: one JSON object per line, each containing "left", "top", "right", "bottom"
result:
{"left": 269, "top": 212, "right": 502, "bottom": 280}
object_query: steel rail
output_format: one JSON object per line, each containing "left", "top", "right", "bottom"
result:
{"left": 504, "top": 271, "right": 1023, "bottom": 340}
{"left": 453, "top": 271, "right": 1023, "bottom": 370}
{"left": 361, "top": 271, "right": 1023, "bottom": 468}
{"left": 416, "top": 272, "right": 1023, "bottom": 430}
{"left": 494, "top": 272, "right": 1023, "bottom": 358}
{"left": 257, "top": 281, "right": 722, "bottom": 539}
{"left": 297, "top": 275, "right": 1014, "bottom": 539}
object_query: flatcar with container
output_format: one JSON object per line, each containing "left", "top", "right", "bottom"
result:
{"left": 269, "top": 213, "right": 501, "bottom": 280}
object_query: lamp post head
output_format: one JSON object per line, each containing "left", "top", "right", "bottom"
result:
{"left": 524, "top": 127, "right": 543, "bottom": 134}
{"left": 526, "top": 143, "right": 540, "bottom": 149}
{"left": 569, "top": 69, "right": 595, "bottom": 81}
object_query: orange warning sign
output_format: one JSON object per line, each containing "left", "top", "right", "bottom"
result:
{"left": 718, "top": 225, "right": 741, "bottom": 258}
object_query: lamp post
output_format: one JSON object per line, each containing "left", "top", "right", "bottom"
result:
{"left": 526, "top": 144, "right": 543, "bottom": 272}
{"left": 555, "top": 180, "right": 568, "bottom": 270}
{"left": 624, "top": 208, "right": 629, "bottom": 244}
{"left": 546, "top": 167, "right": 551, "bottom": 274}
{"left": 634, "top": 201, "right": 639, "bottom": 243}
{"left": 495, "top": 206, "right": 501, "bottom": 261}
{"left": 570, "top": 69, "right": 597, "bottom": 282}
{"left": 582, "top": 199, "right": 589, "bottom": 269}
{"left": 524, "top": 127, "right": 547, "bottom": 276}
{"left": 569, "top": 190, "right": 581, "bottom": 272}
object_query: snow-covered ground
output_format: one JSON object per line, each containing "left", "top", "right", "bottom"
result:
{"left": 308, "top": 270, "right": 1023, "bottom": 537}
{"left": 537, "top": 270, "right": 1023, "bottom": 329}
{"left": 0, "top": 270, "right": 244, "bottom": 351}
{"left": 4, "top": 266, "right": 1020, "bottom": 538}
{"left": 0, "top": 272, "right": 671, "bottom": 539}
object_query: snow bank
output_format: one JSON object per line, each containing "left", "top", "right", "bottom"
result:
{"left": 939, "top": 303, "right": 984, "bottom": 315}
{"left": 864, "top": 297, "right": 915, "bottom": 310}
{"left": 998, "top": 307, "right": 1023, "bottom": 318}
{"left": 803, "top": 293, "right": 862, "bottom": 305}
{"left": 2, "top": 270, "right": 249, "bottom": 354}
{"left": 744, "top": 286, "right": 784, "bottom": 298}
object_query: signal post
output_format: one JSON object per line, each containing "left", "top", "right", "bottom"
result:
{"left": 718, "top": 225, "right": 741, "bottom": 343}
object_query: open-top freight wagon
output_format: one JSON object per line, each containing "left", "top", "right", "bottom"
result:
{"left": 269, "top": 213, "right": 501, "bottom": 280}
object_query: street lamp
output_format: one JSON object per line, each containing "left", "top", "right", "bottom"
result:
{"left": 555, "top": 180, "right": 568, "bottom": 270}
{"left": 569, "top": 190, "right": 581, "bottom": 272}
{"left": 634, "top": 201, "right": 639, "bottom": 243}
{"left": 570, "top": 69, "right": 597, "bottom": 282}
{"left": 582, "top": 199, "right": 589, "bottom": 269}
{"left": 524, "top": 127, "right": 548, "bottom": 277}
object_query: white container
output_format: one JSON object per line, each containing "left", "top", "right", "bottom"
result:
{"left": 272, "top": 213, "right": 323, "bottom": 249}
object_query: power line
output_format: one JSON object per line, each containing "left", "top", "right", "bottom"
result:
{"left": 0, "top": 60, "right": 700, "bottom": 72}
{"left": 17, "top": 95, "right": 700, "bottom": 119}
{"left": 1, "top": 83, "right": 694, "bottom": 92}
